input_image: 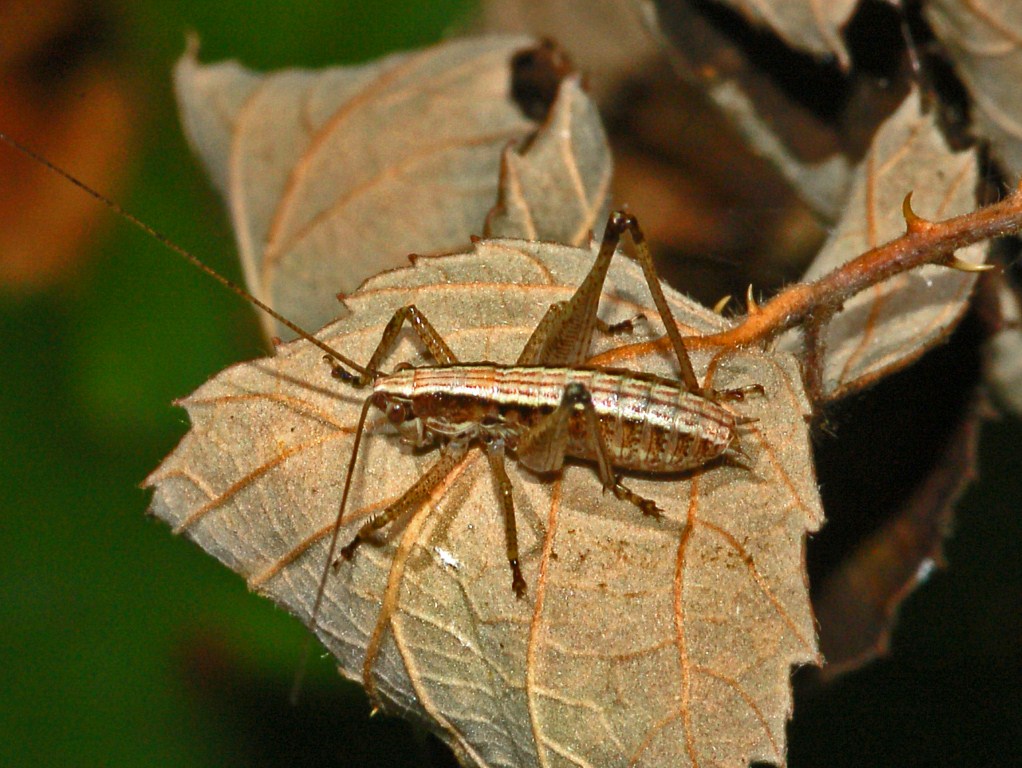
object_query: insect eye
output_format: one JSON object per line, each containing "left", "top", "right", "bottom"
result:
{"left": 386, "top": 401, "right": 408, "bottom": 424}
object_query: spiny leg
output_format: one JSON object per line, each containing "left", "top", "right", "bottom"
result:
{"left": 516, "top": 382, "right": 660, "bottom": 517}
{"left": 483, "top": 439, "right": 527, "bottom": 598}
{"left": 339, "top": 441, "right": 469, "bottom": 561}
{"left": 330, "top": 304, "right": 459, "bottom": 385}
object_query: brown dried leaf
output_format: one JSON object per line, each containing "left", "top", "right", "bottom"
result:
{"left": 173, "top": 36, "right": 537, "bottom": 340}
{"left": 925, "top": 0, "right": 1022, "bottom": 180}
{"left": 987, "top": 278, "right": 1022, "bottom": 415}
{"left": 648, "top": 0, "right": 861, "bottom": 223}
{"left": 146, "top": 239, "right": 821, "bottom": 768}
{"left": 709, "top": 0, "right": 859, "bottom": 68}
{"left": 484, "top": 76, "right": 612, "bottom": 243}
{"left": 699, "top": 80, "right": 854, "bottom": 222}
{"left": 779, "top": 90, "right": 983, "bottom": 401}
{"left": 812, "top": 389, "right": 982, "bottom": 679}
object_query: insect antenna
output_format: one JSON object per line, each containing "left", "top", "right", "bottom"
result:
{"left": 0, "top": 130, "right": 369, "bottom": 379}
{"left": 2, "top": 129, "right": 385, "bottom": 701}
{"left": 290, "top": 393, "right": 375, "bottom": 703}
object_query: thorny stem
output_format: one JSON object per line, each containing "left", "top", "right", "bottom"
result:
{"left": 695, "top": 189, "right": 1018, "bottom": 348}
{"left": 593, "top": 184, "right": 1022, "bottom": 389}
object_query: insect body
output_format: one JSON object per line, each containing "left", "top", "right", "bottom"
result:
{"left": 321, "top": 212, "right": 757, "bottom": 601}
{"left": 375, "top": 365, "right": 737, "bottom": 475}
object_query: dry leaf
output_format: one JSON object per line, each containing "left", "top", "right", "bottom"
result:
{"left": 174, "top": 35, "right": 538, "bottom": 340}
{"left": 702, "top": 79, "right": 853, "bottom": 222}
{"left": 812, "top": 387, "right": 982, "bottom": 678}
{"left": 779, "top": 89, "right": 983, "bottom": 401}
{"left": 648, "top": 0, "right": 859, "bottom": 224}
{"left": 146, "top": 238, "right": 821, "bottom": 768}
{"left": 987, "top": 278, "right": 1022, "bottom": 415}
{"left": 705, "top": 0, "right": 859, "bottom": 68}
{"left": 926, "top": 0, "right": 1022, "bottom": 180}
{"left": 484, "top": 76, "right": 612, "bottom": 243}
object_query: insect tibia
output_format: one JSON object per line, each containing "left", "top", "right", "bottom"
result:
{"left": 326, "top": 356, "right": 369, "bottom": 386}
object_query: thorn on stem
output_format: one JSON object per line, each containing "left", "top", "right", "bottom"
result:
{"left": 940, "top": 253, "right": 995, "bottom": 273}
{"left": 712, "top": 294, "right": 732, "bottom": 315}
{"left": 745, "top": 285, "right": 759, "bottom": 314}
{"left": 902, "top": 192, "right": 933, "bottom": 234}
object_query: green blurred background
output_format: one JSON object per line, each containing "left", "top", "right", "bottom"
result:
{"left": 0, "top": 2, "right": 1019, "bottom": 767}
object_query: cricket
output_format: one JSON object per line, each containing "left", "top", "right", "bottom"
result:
{"left": 0, "top": 131, "right": 758, "bottom": 613}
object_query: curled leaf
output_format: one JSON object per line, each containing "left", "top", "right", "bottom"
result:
{"left": 926, "top": 0, "right": 1022, "bottom": 180}
{"left": 708, "top": 0, "right": 859, "bottom": 68}
{"left": 779, "top": 90, "right": 983, "bottom": 401}
{"left": 146, "top": 238, "right": 821, "bottom": 768}
{"left": 174, "top": 36, "right": 538, "bottom": 339}
{"left": 485, "top": 76, "right": 612, "bottom": 244}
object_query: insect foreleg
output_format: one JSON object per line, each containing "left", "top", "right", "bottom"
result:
{"left": 516, "top": 382, "right": 661, "bottom": 518}
{"left": 482, "top": 439, "right": 527, "bottom": 598}
{"left": 331, "top": 304, "right": 459, "bottom": 385}
{"left": 339, "top": 441, "right": 469, "bottom": 561}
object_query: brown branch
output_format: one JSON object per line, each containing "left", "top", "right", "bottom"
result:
{"left": 591, "top": 185, "right": 1022, "bottom": 371}
{"left": 693, "top": 188, "right": 1018, "bottom": 350}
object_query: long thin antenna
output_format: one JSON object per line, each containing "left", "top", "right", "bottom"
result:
{"left": 0, "top": 130, "right": 369, "bottom": 378}
{"left": 290, "top": 394, "right": 375, "bottom": 704}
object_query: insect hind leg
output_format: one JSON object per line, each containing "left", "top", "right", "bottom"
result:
{"left": 516, "top": 381, "right": 661, "bottom": 518}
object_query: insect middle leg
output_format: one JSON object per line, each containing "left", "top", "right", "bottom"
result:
{"left": 483, "top": 439, "right": 527, "bottom": 597}
{"left": 339, "top": 440, "right": 469, "bottom": 561}
{"left": 515, "top": 381, "right": 661, "bottom": 517}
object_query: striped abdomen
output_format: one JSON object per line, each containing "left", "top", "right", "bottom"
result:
{"left": 373, "top": 365, "right": 737, "bottom": 473}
